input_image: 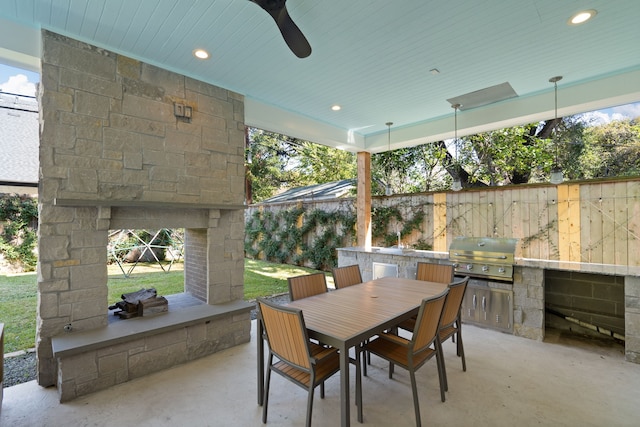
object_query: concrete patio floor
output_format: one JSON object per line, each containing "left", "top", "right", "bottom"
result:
{"left": 2, "top": 321, "right": 639, "bottom": 427}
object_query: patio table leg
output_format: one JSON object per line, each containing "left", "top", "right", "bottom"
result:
{"left": 340, "top": 342, "right": 350, "bottom": 426}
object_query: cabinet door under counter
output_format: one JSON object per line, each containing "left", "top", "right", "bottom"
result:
{"left": 461, "top": 283, "right": 513, "bottom": 333}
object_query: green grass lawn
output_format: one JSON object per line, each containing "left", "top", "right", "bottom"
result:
{"left": 0, "top": 259, "right": 331, "bottom": 354}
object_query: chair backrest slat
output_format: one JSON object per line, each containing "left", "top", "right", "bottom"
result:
{"left": 258, "top": 299, "right": 312, "bottom": 370}
{"left": 439, "top": 276, "right": 469, "bottom": 329}
{"left": 288, "top": 272, "right": 328, "bottom": 301}
{"left": 416, "top": 262, "right": 454, "bottom": 284}
{"left": 332, "top": 265, "right": 363, "bottom": 289}
{"left": 412, "top": 290, "right": 448, "bottom": 352}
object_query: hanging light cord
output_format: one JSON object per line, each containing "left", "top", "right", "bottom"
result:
{"left": 454, "top": 105, "right": 458, "bottom": 162}
{"left": 386, "top": 122, "right": 393, "bottom": 151}
{"left": 385, "top": 121, "right": 393, "bottom": 194}
{"left": 451, "top": 104, "right": 461, "bottom": 166}
{"left": 554, "top": 80, "right": 558, "bottom": 164}
{"left": 549, "top": 76, "right": 563, "bottom": 166}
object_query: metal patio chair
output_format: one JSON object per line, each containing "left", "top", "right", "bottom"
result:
{"left": 258, "top": 297, "right": 345, "bottom": 427}
{"left": 362, "top": 289, "right": 449, "bottom": 427}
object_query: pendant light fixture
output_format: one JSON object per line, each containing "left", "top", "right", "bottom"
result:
{"left": 549, "top": 76, "right": 564, "bottom": 184}
{"left": 451, "top": 104, "right": 462, "bottom": 191}
{"left": 385, "top": 121, "right": 393, "bottom": 196}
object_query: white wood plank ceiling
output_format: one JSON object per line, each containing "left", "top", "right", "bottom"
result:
{"left": 1, "top": 0, "right": 639, "bottom": 151}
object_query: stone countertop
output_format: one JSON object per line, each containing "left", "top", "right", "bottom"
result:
{"left": 514, "top": 258, "right": 640, "bottom": 276}
{"left": 337, "top": 246, "right": 640, "bottom": 276}
{"left": 337, "top": 246, "right": 449, "bottom": 259}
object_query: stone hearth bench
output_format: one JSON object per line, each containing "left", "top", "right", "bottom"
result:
{"left": 51, "top": 300, "right": 253, "bottom": 402}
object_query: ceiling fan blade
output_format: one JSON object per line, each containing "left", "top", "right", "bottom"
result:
{"left": 250, "top": 0, "right": 312, "bottom": 58}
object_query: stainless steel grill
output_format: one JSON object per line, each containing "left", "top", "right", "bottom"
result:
{"left": 449, "top": 237, "right": 518, "bottom": 282}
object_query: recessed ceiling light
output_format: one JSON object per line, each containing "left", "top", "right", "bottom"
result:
{"left": 429, "top": 68, "right": 440, "bottom": 75}
{"left": 193, "top": 49, "right": 210, "bottom": 59}
{"left": 331, "top": 104, "right": 341, "bottom": 111}
{"left": 568, "top": 9, "right": 597, "bottom": 25}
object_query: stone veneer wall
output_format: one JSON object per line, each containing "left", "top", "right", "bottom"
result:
{"left": 625, "top": 276, "right": 640, "bottom": 363}
{"left": 37, "top": 30, "right": 247, "bottom": 390}
{"left": 512, "top": 266, "right": 544, "bottom": 340}
{"left": 184, "top": 229, "right": 208, "bottom": 301}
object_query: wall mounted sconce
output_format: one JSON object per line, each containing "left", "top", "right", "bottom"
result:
{"left": 174, "top": 103, "right": 193, "bottom": 120}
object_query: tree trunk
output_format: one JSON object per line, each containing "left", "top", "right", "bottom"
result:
{"left": 435, "top": 140, "right": 486, "bottom": 188}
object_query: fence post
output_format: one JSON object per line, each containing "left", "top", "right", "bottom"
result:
{"left": 557, "top": 184, "right": 581, "bottom": 261}
{"left": 433, "top": 192, "right": 447, "bottom": 251}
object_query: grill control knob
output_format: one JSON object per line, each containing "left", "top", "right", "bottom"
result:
{"left": 452, "top": 263, "right": 459, "bottom": 268}
{"left": 482, "top": 265, "right": 489, "bottom": 272}
{"left": 466, "top": 264, "right": 473, "bottom": 270}
{"left": 498, "top": 267, "right": 505, "bottom": 273}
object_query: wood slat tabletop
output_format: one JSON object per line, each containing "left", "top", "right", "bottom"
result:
{"left": 287, "top": 277, "right": 448, "bottom": 348}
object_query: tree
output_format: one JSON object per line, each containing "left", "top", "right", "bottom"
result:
{"left": 245, "top": 128, "right": 294, "bottom": 203}
{"left": 372, "top": 147, "right": 423, "bottom": 195}
{"left": 579, "top": 118, "right": 640, "bottom": 178}
{"left": 407, "top": 143, "right": 451, "bottom": 192}
{"left": 295, "top": 142, "right": 357, "bottom": 186}
{"left": 245, "top": 127, "right": 357, "bottom": 203}
{"left": 429, "top": 116, "right": 590, "bottom": 188}
{"left": 247, "top": 114, "right": 640, "bottom": 202}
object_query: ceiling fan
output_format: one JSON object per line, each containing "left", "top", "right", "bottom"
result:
{"left": 249, "top": 0, "right": 312, "bottom": 58}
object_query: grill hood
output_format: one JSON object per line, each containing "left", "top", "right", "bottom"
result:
{"left": 449, "top": 237, "right": 518, "bottom": 281}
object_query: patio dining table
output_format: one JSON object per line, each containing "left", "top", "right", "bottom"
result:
{"left": 256, "top": 276, "right": 448, "bottom": 427}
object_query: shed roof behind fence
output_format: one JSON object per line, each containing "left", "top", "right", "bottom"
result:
{"left": 262, "top": 179, "right": 355, "bottom": 203}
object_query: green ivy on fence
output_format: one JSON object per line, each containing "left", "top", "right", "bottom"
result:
{"left": 372, "top": 205, "right": 429, "bottom": 248}
{"left": 244, "top": 207, "right": 356, "bottom": 270}
{"left": 245, "top": 204, "right": 432, "bottom": 270}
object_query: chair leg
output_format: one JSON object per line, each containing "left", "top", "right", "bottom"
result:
{"left": 409, "top": 369, "right": 422, "bottom": 427}
{"left": 388, "top": 361, "right": 394, "bottom": 379}
{"left": 306, "top": 383, "right": 315, "bottom": 427}
{"left": 457, "top": 329, "right": 466, "bottom": 372}
{"left": 262, "top": 356, "right": 273, "bottom": 424}
{"left": 320, "top": 381, "right": 325, "bottom": 398}
{"left": 436, "top": 341, "right": 447, "bottom": 401}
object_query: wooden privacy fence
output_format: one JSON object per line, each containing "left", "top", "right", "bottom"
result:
{"left": 245, "top": 177, "right": 640, "bottom": 267}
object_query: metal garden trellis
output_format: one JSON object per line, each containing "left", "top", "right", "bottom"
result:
{"left": 107, "top": 229, "right": 184, "bottom": 278}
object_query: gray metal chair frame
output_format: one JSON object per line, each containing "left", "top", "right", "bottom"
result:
{"left": 258, "top": 297, "right": 345, "bottom": 427}
{"left": 361, "top": 290, "right": 449, "bottom": 427}
{"left": 438, "top": 276, "right": 470, "bottom": 392}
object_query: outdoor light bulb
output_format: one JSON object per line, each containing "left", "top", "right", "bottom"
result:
{"left": 331, "top": 104, "right": 341, "bottom": 111}
{"left": 569, "top": 10, "right": 597, "bottom": 25}
{"left": 193, "top": 49, "right": 210, "bottom": 59}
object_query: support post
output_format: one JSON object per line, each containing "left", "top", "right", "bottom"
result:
{"left": 357, "top": 152, "right": 372, "bottom": 249}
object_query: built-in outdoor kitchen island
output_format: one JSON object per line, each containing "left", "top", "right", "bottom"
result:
{"left": 337, "top": 246, "right": 640, "bottom": 363}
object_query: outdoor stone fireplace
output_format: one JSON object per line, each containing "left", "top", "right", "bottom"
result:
{"left": 36, "top": 31, "right": 251, "bottom": 401}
